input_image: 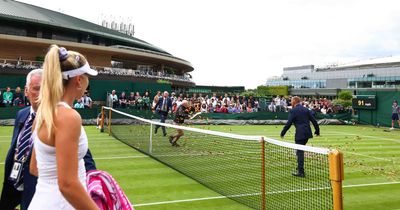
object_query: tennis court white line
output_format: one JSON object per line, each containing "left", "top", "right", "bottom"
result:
{"left": 343, "top": 181, "right": 400, "bottom": 188}
{"left": 346, "top": 151, "right": 393, "bottom": 162}
{"left": 326, "top": 131, "right": 400, "bottom": 143}
{"left": 94, "top": 156, "right": 148, "bottom": 160}
{"left": 133, "top": 195, "right": 233, "bottom": 207}
{"left": 133, "top": 181, "right": 400, "bottom": 207}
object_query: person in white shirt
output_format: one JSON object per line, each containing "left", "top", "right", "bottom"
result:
{"left": 109, "top": 90, "right": 118, "bottom": 108}
{"left": 222, "top": 93, "right": 230, "bottom": 107}
{"left": 81, "top": 92, "right": 92, "bottom": 108}
{"left": 269, "top": 101, "right": 276, "bottom": 112}
{"left": 320, "top": 106, "right": 327, "bottom": 115}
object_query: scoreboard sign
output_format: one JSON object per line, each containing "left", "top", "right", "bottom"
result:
{"left": 352, "top": 95, "right": 376, "bottom": 110}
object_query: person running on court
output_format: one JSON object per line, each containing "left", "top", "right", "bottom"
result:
{"left": 280, "top": 96, "right": 320, "bottom": 178}
{"left": 169, "top": 100, "right": 190, "bottom": 147}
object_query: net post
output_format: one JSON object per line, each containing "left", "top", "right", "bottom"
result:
{"left": 260, "top": 137, "right": 266, "bottom": 210}
{"left": 108, "top": 108, "right": 112, "bottom": 136}
{"left": 149, "top": 123, "right": 153, "bottom": 154}
{"left": 100, "top": 106, "right": 105, "bottom": 132}
{"left": 329, "top": 149, "right": 344, "bottom": 210}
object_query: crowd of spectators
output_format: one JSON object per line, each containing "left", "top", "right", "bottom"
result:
{"left": 107, "top": 90, "right": 151, "bottom": 110}
{"left": 90, "top": 67, "right": 192, "bottom": 82}
{"left": 0, "top": 58, "right": 42, "bottom": 70}
{"left": 108, "top": 90, "right": 260, "bottom": 114}
{"left": 73, "top": 92, "right": 93, "bottom": 109}
{"left": 268, "top": 96, "right": 343, "bottom": 115}
{"left": 0, "top": 86, "right": 28, "bottom": 107}
{"left": 1, "top": 84, "right": 341, "bottom": 117}
{"left": 0, "top": 86, "right": 94, "bottom": 109}
{"left": 168, "top": 92, "right": 259, "bottom": 114}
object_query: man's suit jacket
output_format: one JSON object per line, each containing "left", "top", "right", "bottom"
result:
{"left": 281, "top": 104, "right": 320, "bottom": 143}
{"left": 1, "top": 106, "right": 97, "bottom": 210}
{"left": 155, "top": 97, "right": 172, "bottom": 115}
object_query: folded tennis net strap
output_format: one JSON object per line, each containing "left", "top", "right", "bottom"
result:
{"left": 100, "top": 106, "right": 343, "bottom": 210}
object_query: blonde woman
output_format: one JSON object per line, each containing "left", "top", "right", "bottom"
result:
{"left": 29, "top": 45, "right": 98, "bottom": 210}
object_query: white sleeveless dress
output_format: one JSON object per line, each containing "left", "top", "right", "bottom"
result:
{"left": 28, "top": 102, "right": 88, "bottom": 210}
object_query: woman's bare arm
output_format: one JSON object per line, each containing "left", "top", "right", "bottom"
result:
{"left": 55, "top": 107, "right": 98, "bottom": 210}
{"left": 29, "top": 148, "right": 38, "bottom": 177}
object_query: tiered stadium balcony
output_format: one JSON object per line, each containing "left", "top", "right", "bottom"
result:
{"left": 0, "top": 58, "right": 193, "bottom": 83}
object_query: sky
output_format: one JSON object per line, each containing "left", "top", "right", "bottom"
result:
{"left": 17, "top": 0, "right": 400, "bottom": 89}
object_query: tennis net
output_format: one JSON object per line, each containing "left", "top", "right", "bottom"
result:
{"left": 100, "top": 107, "right": 343, "bottom": 210}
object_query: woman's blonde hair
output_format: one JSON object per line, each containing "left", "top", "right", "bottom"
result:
{"left": 36, "top": 44, "right": 88, "bottom": 138}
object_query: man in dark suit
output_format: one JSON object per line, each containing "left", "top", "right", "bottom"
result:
{"left": 0, "top": 69, "right": 97, "bottom": 210}
{"left": 154, "top": 91, "right": 172, "bottom": 136}
{"left": 280, "top": 96, "right": 320, "bottom": 178}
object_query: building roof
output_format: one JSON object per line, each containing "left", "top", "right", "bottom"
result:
{"left": 336, "top": 56, "right": 400, "bottom": 68}
{"left": 315, "top": 56, "right": 400, "bottom": 72}
{"left": 0, "top": 0, "right": 171, "bottom": 55}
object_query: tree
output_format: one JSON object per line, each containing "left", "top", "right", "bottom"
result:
{"left": 338, "top": 91, "right": 353, "bottom": 101}
{"left": 333, "top": 90, "right": 353, "bottom": 108}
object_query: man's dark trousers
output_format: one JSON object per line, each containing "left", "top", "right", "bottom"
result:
{"left": 155, "top": 111, "right": 168, "bottom": 135}
{"left": 296, "top": 139, "right": 308, "bottom": 173}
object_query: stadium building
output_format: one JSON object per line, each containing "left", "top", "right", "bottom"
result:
{"left": 266, "top": 57, "right": 400, "bottom": 97}
{"left": 0, "top": 0, "right": 194, "bottom": 101}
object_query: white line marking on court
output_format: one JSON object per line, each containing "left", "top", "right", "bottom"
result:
{"left": 132, "top": 181, "right": 400, "bottom": 207}
{"left": 133, "top": 195, "right": 234, "bottom": 207}
{"left": 94, "top": 156, "right": 148, "bottom": 160}
{"left": 90, "top": 137, "right": 115, "bottom": 139}
{"left": 344, "top": 181, "right": 400, "bottom": 188}
{"left": 346, "top": 151, "right": 393, "bottom": 162}
{"left": 326, "top": 131, "right": 400, "bottom": 143}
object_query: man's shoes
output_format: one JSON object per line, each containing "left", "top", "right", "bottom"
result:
{"left": 292, "top": 172, "right": 305, "bottom": 178}
{"left": 390, "top": 127, "right": 395, "bottom": 130}
{"left": 169, "top": 136, "right": 174, "bottom": 145}
{"left": 163, "top": 132, "right": 167, "bottom": 137}
{"left": 155, "top": 128, "right": 158, "bottom": 134}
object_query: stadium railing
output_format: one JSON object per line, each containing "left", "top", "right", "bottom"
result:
{"left": 100, "top": 106, "right": 343, "bottom": 210}
{"left": 0, "top": 58, "right": 192, "bottom": 82}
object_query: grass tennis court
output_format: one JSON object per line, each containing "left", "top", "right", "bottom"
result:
{"left": 0, "top": 125, "right": 399, "bottom": 209}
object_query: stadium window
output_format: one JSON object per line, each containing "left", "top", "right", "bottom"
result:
{"left": 0, "top": 25, "right": 27, "bottom": 36}
{"left": 93, "top": 36, "right": 100, "bottom": 45}
{"left": 26, "top": 27, "right": 37, "bottom": 37}
{"left": 42, "top": 30, "right": 52, "bottom": 39}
